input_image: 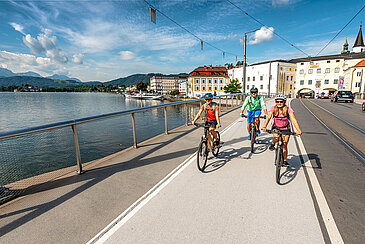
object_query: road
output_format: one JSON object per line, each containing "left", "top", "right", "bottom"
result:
{"left": 291, "top": 99, "right": 365, "bottom": 244}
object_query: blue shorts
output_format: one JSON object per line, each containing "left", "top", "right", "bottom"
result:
{"left": 247, "top": 110, "right": 261, "bottom": 123}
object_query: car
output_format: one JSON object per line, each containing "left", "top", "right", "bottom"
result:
{"left": 331, "top": 91, "right": 354, "bottom": 103}
{"left": 362, "top": 101, "right": 365, "bottom": 111}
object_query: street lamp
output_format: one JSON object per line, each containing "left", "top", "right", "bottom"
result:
{"left": 243, "top": 29, "right": 259, "bottom": 96}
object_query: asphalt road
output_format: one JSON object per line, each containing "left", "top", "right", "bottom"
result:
{"left": 291, "top": 99, "right": 365, "bottom": 244}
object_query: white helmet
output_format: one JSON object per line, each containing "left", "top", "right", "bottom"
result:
{"left": 275, "top": 94, "right": 287, "bottom": 101}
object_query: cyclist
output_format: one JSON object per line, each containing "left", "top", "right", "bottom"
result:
{"left": 262, "top": 95, "right": 302, "bottom": 166}
{"left": 240, "top": 87, "right": 267, "bottom": 140}
{"left": 192, "top": 93, "right": 222, "bottom": 145}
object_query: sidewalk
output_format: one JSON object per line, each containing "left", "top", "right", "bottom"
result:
{"left": 92, "top": 99, "right": 326, "bottom": 243}
{"left": 354, "top": 98, "right": 364, "bottom": 104}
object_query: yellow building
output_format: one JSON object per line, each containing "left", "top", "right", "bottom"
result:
{"left": 187, "top": 65, "right": 229, "bottom": 97}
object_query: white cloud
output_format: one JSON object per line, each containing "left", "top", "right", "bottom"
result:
{"left": 223, "top": 33, "right": 239, "bottom": 40}
{"left": 9, "top": 22, "right": 25, "bottom": 35}
{"left": 249, "top": 26, "right": 275, "bottom": 45}
{"left": 272, "top": 0, "right": 290, "bottom": 6}
{"left": 72, "top": 53, "right": 84, "bottom": 64}
{"left": 22, "top": 28, "right": 69, "bottom": 63}
{"left": 119, "top": 51, "right": 135, "bottom": 60}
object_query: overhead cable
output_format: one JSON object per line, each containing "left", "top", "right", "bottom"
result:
{"left": 226, "top": 0, "right": 310, "bottom": 57}
{"left": 143, "top": 0, "right": 240, "bottom": 59}
{"left": 316, "top": 4, "right": 365, "bottom": 56}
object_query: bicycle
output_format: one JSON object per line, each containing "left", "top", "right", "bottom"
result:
{"left": 241, "top": 114, "right": 266, "bottom": 153}
{"left": 195, "top": 123, "right": 221, "bottom": 171}
{"left": 267, "top": 129, "right": 297, "bottom": 184}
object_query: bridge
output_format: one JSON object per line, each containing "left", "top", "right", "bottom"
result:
{"left": 1, "top": 98, "right": 364, "bottom": 243}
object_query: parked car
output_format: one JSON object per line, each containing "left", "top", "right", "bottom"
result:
{"left": 331, "top": 91, "right": 354, "bottom": 103}
{"left": 362, "top": 101, "right": 365, "bottom": 111}
{"left": 318, "top": 90, "right": 330, "bottom": 99}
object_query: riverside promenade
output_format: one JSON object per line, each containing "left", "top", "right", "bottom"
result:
{"left": 0, "top": 99, "right": 339, "bottom": 243}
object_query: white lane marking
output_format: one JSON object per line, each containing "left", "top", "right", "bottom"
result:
{"left": 293, "top": 100, "right": 344, "bottom": 244}
{"left": 88, "top": 118, "right": 241, "bottom": 244}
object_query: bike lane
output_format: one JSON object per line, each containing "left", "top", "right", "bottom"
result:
{"left": 90, "top": 99, "right": 327, "bottom": 243}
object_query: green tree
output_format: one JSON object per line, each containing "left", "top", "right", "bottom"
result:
{"left": 136, "top": 81, "right": 148, "bottom": 91}
{"left": 170, "top": 90, "right": 179, "bottom": 96}
{"left": 224, "top": 79, "right": 242, "bottom": 94}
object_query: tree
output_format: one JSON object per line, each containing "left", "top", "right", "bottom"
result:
{"left": 224, "top": 79, "right": 242, "bottom": 94}
{"left": 170, "top": 90, "right": 179, "bottom": 96}
{"left": 136, "top": 81, "right": 148, "bottom": 91}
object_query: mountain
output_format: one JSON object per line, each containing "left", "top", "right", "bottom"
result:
{"left": 104, "top": 73, "right": 158, "bottom": 86}
{"left": 0, "top": 76, "right": 82, "bottom": 87}
{"left": 47, "top": 74, "right": 81, "bottom": 82}
{"left": 17, "top": 71, "right": 42, "bottom": 77}
{"left": 0, "top": 68, "right": 15, "bottom": 77}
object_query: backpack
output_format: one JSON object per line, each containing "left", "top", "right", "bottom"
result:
{"left": 202, "top": 102, "right": 217, "bottom": 121}
{"left": 248, "top": 95, "right": 261, "bottom": 107}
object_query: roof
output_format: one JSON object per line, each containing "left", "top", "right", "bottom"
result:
{"left": 354, "top": 59, "right": 365, "bottom": 67}
{"left": 189, "top": 65, "right": 228, "bottom": 77}
{"left": 354, "top": 26, "right": 364, "bottom": 47}
{"left": 289, "top": 52, "right": 365, "bottom": 63}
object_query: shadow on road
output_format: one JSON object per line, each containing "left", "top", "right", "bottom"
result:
{"left": 278, "top": 154, "right": 302, "bottom": 185}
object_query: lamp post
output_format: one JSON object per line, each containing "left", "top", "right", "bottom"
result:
{"left": 243, "top": 29, "right": 259, "bottom": 96}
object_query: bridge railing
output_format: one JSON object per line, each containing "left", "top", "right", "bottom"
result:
{"left": 0, "top": 94, "right": 244, "bottom": 204}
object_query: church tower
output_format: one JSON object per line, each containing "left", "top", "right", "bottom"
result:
{"left": 353, "top": 25, "right": 365, "bottom": 53}
{"left": 341, "top": 37, "right": 350, "bottom": 54}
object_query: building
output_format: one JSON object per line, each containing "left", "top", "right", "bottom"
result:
{"left": 228, "top": 61, "right": 296, "bottom": 97}
{"left": 178, "top": 75, "right": 188, "bottom": 95}
{"left": 188, "top": 65, "right": 229, "bottom": 97}
{"left": 294, "top": 26, "right": 365, "bottom": 97}
{"left": 150, "top": 75, "right": 180, "bottom": 95}
{"left": 344, "top": 59, "right": 365, "bottom": 98}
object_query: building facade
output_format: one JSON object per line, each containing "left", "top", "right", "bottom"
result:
{"left": 344, "top": 59, "right": 365, "bottom": 98}
{"left": 150, "top": 75, "right": 179, "bottom": 95}
{"left": 228, "top": 61, "right": 296, "bottom": 97}
{"left": 188, "top": 65, "right": 229, "bottom": 97}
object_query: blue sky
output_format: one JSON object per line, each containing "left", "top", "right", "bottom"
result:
{"left": 0, "top": 0, "right": 364, "bottom": 82}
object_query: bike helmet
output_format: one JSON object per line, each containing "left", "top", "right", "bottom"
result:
{"left": 275, "top": 94, "right": 287, "bottom": 101}
{"left": 250, "top": 87, "right": 258, "bottom": 93}
{"left": 203, "top": 93, "right": 213, "bottom": 99}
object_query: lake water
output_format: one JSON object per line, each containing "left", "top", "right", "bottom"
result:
{"left": 0, "top": 92, "right": 199, "bottom": 185}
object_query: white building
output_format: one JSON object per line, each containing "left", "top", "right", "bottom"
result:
{"left": 228, "top": 60, "right": 296, "bottom": 97}
{"left": 344, "top": 59, "right": 365, "bottom": 98}
{"left": 178, "top": 75, "right": 188, "bottom": 95}
{"left": 150, "top": 75, "right": 179, "bottom": 95}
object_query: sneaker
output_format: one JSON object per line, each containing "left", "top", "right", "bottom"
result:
{"left": 283, "top": 161, "right": 290, "bottom": 167}
{"left": 269, "top": 144, "right": 275, "bottom": 151}
{"left": 257, "top": 129, "right": 261, "bottom": 134}
{"left": 248, "top": 135, "right": 251, "bottom": 140}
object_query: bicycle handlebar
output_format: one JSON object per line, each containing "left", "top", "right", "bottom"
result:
{"left": 194, "top": 123, "right": 211, "bottom": 129}
{"left": 241, "top": 114, "right": 267, "bottom": 119}
{"left": 266, "top": 129, "right": 297, "bottom": 136}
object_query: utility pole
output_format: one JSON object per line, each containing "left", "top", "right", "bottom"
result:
{"left": 243, "top": 29, "right": 259, "bottom": 96}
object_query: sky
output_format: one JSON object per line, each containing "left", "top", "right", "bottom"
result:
{"left": 0, "top": 0, "right": 365, "bottom": 82}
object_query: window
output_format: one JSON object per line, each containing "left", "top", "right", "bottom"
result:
{"left": 325, "top": 79, "right": 329, "bottom": 84}
{"left": 301, "top": 63, "right": 304, "bottom": 65}
{"left": 208, "top": 87, "right": 211, "bottom": 90}
{"left": 220, "top": 87, "right": 223, "bottom": 90}
{"left": 214, "top": 79, "right": 217, "bottom": 83}
{"left": 308, "top": 80, "right": 312, "bottom": 85}
{"left": 247, "top": 77, "right": 250, "bottom": 81}
{"left": 317, "top": 68, "right": 321, "bottom": 73}
{"left": 290, "top": 84, "right": 293, "bottom": 89}
{"left": 325, "top": 68, "right": 330, "bottom": 73}
{"left": 202, "top": 86, "right": 205, "bottom": 90}
{"left": 195, "top": 79, "right": 199, "bottom": 84}
{"left": 196, "top": 86, "right": 199, "bottom": 91}
{"left": 327, "top": 60, "right": 330, "bottom": 63}
{"left": 334, "top": 79, "right": 338, "bottom": 84}
{"left": 260, "top": 76, "right": 263, "bottom": 81}
{"left": 286, "top": 76, "right": 289, "bottom": 81}
{"left": 247, "top": 85, "right": 249, "bottom": 89}
{"left": 220, "top": 79, "right": 223, "bottom": 83}
{"left": 355, "top": 82, "right": 361, "bottom": 87}
{"left": 280, "top": 67, "right": 283, "bottom": 71}
{"left": 214, "top": 87, "right": 217, "bottom": 90}
{"left": 202, "top": 79, "right": 205, "bottom": 83}
{"left": 300, "top": 69, "right": 304, "bottom": 74}
{"left": 208, "top": 79, "right": 211, "bottom": 83}
{"left": 291, "top": 76, "right": 293, "bottom": 81}
{"left": 260, "top": 85, "right": 263, "bottom": 89}
{"left": 357, "top": 72, "right": 362, "bottom": 77}
{"left": 300, "top": 80, "right": 304, "bottom": 85}
{"left": 336, "top": 60, "right": 340, "bottom": 62}
{"left": 252, "top": 85, "right": 255, "bottom": 88}
{"left": 253, "top": 76, "right": 255, "bottom": 81}
{"left": 308, "top": 69, "right": 313, "bottom": 74}
{"left": 335, "top": 67, "right": 340, "bottom": 73}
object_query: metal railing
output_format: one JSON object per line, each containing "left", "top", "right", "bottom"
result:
{"left": 0, "top": 94, "right": 244, "bottom": 204}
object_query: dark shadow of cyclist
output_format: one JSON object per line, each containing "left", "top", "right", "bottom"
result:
{"left": 278, "top": 154, "right": 302, "bottom": 185}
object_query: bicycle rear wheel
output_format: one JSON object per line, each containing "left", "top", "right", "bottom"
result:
{"left": 212, "top": 131, "right": 220, "bottom": 157}
{"left": 250, "top": 126, "right": 256, "bottom": 153}
{"left": 275, "top": 146, "right": 283, "bottom": 184}
{"left": 197, "top": 139, "right": 208, "bottom": 171}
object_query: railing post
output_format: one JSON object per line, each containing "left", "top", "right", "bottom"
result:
{"left": 164, "top": 107, "right": 168, "bottom": 134}
{"left": 185, "top": 103, "right": 188, "bottom": 126}
{"left": 225, "top": 95, "right": 228, "bottom": 108}
{"left": 131, "top": 113, "right": 137, "bottom": 148}
{"left": 231, "top": 95, "right": 233, "bottom": 107}
{"left": 71, "top": 124, "right": 83, "bottom": 174}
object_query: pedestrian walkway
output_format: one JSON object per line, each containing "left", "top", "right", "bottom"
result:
{"left": 90, "top": 99, "right": 330, "bottom": 243}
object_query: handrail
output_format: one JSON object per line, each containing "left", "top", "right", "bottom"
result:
{"left": 0, "top": 94, "right": 242, "bottom": 140}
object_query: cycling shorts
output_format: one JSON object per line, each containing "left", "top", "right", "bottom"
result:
{"left": 247, "top": 110, "right": 261, "bottom": 123}
{"left": 205, "top": 120, "right": 217, "bottom": 129}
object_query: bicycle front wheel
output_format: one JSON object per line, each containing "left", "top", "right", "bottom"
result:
{"left": 212, "top": 131, "right": 220, "bottom": 157}
{"left": 275, "top": 146, "right": 283, "bottom": 184}
{"left": 250, "top": 127, "right": 256, "bottom": 153}
{"left": 197, "top": 140, "right": 208, "bottom": 171}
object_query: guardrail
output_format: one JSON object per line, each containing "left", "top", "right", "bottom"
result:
{"left": 0, "top": 94, "right": 244, "bottom": 204}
